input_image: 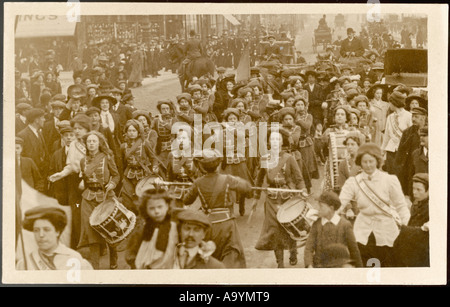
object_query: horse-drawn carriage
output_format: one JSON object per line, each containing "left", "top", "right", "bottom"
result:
{"left": 312, "top": 28, "right": 333, "bottom": 53}
{"left": 258, "top": 40, "right": 296, "bottom": 64}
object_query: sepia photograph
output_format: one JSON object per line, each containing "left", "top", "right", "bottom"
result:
{"left": 2, "top": 2, "right": 448, "bottom": 286}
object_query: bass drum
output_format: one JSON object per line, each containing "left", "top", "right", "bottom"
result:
{"left": 135, "top": 176, "right": 164, "bottom": 198}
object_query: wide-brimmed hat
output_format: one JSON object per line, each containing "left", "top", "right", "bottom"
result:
{"left": 67, "top": 84, "right": 87, "bottom": 99}
{"left": 223, "top": 108, "right": 240, "bottom": 120}
{"left": 405, "top": 94, "right": 427, "bottom": 110}
{"left": 91, "top": 95, "right": 117, "bottom": 109}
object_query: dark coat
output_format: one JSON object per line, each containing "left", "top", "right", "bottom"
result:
{"left": 42, "top": 118, "right": 61, "bottom": 155}
{"left": 304, "top": 83, "right": 324, "bottom": 124}
{"left": 340, "top": 37, "right": 365, "bottom": 57}
{"left": 412, "top": 147, "right": 428, "bottom": 175}
{"left": 19, "top": 156, "right": 42, "bottom": 190}
{"left": 111, "top": 103, "right": 133, "bottom": 137}
{"left": 17, "top": 126, "right": 49, "bottom": 176}
{"left": 47, "top": 146, "right": 77, "bottom": 206}
{"left": 395, "top": 125, "right": 421, "bottom": 195}
{"left": 15, "top": 115, "right": 28, "bottom": 135}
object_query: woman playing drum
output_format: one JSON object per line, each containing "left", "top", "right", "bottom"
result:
{"left": 253, "top": 128, "right": 307, "bottom": 268}
{"left": 338, "top": 143, "right": 410, "bottom": 267}
{"left": 78, "top": 131, "right": 120, "bottom": 269}
{"left": 120, "top": 119, "right": 164, "bottom": 215}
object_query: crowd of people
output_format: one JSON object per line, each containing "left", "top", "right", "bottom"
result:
{"left": 15, "top": 21, "right": 429, "bottom": 272}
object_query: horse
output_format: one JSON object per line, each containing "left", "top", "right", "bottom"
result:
{"left": 178, "top": 56, "right": 215, "bottom": 92}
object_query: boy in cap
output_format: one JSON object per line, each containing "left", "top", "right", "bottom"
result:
{"left": 393, "top": 173, "right": 429, "bottom": 267}
{"left": 15, "top": 102, "right": 33, "bottom": 134}
{"left": 16, "top": 205, "right": 93, "bottom": 270}
{"left": 381, "top": 91, "right": 412, "bottom": 174}
{"left": 175, "top": 209, "right": 225, "bottom": 269}
{"left": 304, "top": 191, "right": 363, "bottom": 268}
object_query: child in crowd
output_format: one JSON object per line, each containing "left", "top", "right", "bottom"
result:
{"left": 304, "top": 191, "right": 363, "bottom": 268}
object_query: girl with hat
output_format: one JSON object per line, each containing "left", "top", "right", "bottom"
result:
{"left": 213, "top": 74, "right": 235, "bottom": 122}
{"left": 289, "top": 75, "right": 309, "bottom": 104}
{"left": 338, "top": 143, "right": 411, "bottom": 267}
{"left": 153, "top": 100, "right": 176, "bottom": 170}
{"left": 293, "top": 97, "right": 320, "bottom": 182}
{"left": 252, "top": 128, "right": 307, "bottom": 268}
{"left": 183, "top": 149, "right": 253, "bottom": 268}
{"left": 48, "top": 114, "right": 91, "bottom": 249}
{"left": 368, "top": 84, "right": 390, "bottom": 147}
{"left": 78, "top": 130, "right": 121, "bottom": 269}
{"left": 86, "top": 84, "right": 99, "bottom": 108}
{"left": 381, "top": 91, "right": 413, "bottom": 174}
{"left": 190, "top": 85, "right": 217, "bottom": 123}
{"left": 230, "top": 98, "right": 252, "bottom": 124}
{"left": 337, "top": 131, "right": 364, "bottom": 195}
{"left": 405, "top": 94, "right": 427, "bottom": 111}
{"left": 176, "top": 93, "right": 195, "bottom": 126}
{"left": 16, "top": 206, "right": 93, "bottom": 270}
{"left": 120, "top": 119, "right": 164, "bottom": 215}
{"left": 133, "top": 110, "right": 158, "bottom": 149}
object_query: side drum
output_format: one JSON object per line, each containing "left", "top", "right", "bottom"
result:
{"left": 277, "top": 197, "right": 315, "bottom": 241}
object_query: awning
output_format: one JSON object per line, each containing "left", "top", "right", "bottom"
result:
{"left": 15, "top": 15, "right": 78, "bottom": 39}
{"left": 223, "top": 14, "right": 241, "bottom": 26}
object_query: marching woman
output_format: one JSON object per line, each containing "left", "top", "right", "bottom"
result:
{"left": 253, "top": 128, "right": 307, "bottom": 268}
{"left": 48, "top": 114, "right": 90, "bottom": 249}
{"left": 183, "top": 149, "right": 253, "bottom": 268}
{"left": 338, "top": 143, "right": 411, "bottom": 267}
{"left": 368, "top": 84, "right": 390, "bottom": 147}
{"left": 293, "top": 97, "right": 320, "bottom": 184}
{"left": 78, "top": 130, "right": 121, "bottom": 269}
{"left": 152, "top": 99, "right": 176, "bottom": 171}
{"left": 132, "top": 110, "right": 158, "bottom": 150}
{"left": 121, "top": 119, "right": 164, "bottom": 215}
{"left": 221, "top": 108, "right": 255, "bottom": 216}
{"left": 167, "top": 128, "right": 197, "bottom": 211}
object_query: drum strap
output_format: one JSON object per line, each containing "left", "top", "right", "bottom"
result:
{"left": 355, "top": 174, "right": 402, "bottom": 226}
{"left": 125, "top": 139, "right": 143, "bottom": 161}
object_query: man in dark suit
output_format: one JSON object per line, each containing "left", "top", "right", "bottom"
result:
{"left": 17, "top": 108, "right": 49, "bottom": 193}
{"left": 356, "top": 59, "right": 377, "bottom": 86}
{"left": 16, "top": 137, "right": 42, "bottom": 190}
{"left": 263, "top": 35, "right": 281, "bottom": 60}
{"left": 42, "top": 99, "right": 66, "bottom": 156}
{"left": 340, "top": 28, "right": 365, "bottom": 58}
{"left": 47, "top": 126, "right": 77, "bottom": 207}
{"left": 110, "top": 89, "right": 133, "bottom": 139}
{"left": 395, "top": 107, "right": 427, "bottom": 196}
{"left": 15, "top": 102, "right": 33, "bottom": 135}
{"left": 304, "top": 70, "right": 325, "bottom": 126}
{"left": 412, "top": 127, "right": 428, "bottom": 176}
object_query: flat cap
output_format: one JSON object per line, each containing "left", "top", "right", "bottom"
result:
{"left": 412, "top": 173, "right": 428, "bottom": 186}
{"left": 177, "top": 209, "right": 211, "bottom": 229}
{"left": 16, "top": 102, "right": 33, "bottom": 113}
{"left": 24, "top": 108, "right": 46, "bottom": 122}
{"left": 410, "top": 107, "right": 427, "bottom": 116}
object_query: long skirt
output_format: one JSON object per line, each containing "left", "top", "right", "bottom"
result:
{"left": 120, "top": 177, "right": 139, "bottom": 214}
{"left": 299, "top": 144, "right": 319, "bottom": 179}
{"left": 206, "top": 219, "right": 246, "bottom": 268}
{"left": 78, "top": 197, "right": 106, "bottom": 249}
{"left": 255, "top": 196, "right": 296, "bottom": 251}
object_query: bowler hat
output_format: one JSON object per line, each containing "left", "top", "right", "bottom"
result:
{"left": 347, "top": 28, "right": 355, "bottom": 34}
{"left": 355, "top": 142, "right": 383, "bottom": 166}
{"left": 22, "top": 205, "right": 67, "bottom": 232}
{"left": 388, "top": 91, "right": 407, "bottom": 108}
{"left": 177, "top": 209, "right": 211, "bottom": 229}
{"left": 25, "top": 108, "right": 46, "bottom": 123}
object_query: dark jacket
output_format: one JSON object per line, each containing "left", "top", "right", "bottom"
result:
{"left": 340, "top": 37, "right": 365, "bottom": 57}
{"left": 17, "top": 126, "right": 49, "bottom": 176}
{"left": 395, "top": 125, "right": 421, "bottom": 195}
{"left": 304, "top": 83, "right": 324, "bottom": 123}
{"left": 42, "top": 118, "right": 61, "bottom": 155}
{"left": 412, "top": 147, "right": 428, "bottom": 175}
{"left": 19, "top": 156, "right": 42, "bottom": 190}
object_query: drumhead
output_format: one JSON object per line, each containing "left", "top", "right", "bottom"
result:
{"left": 90, "top": 198, "right": 116, "bottom": 226}
{"left": 277, "top": 198, "right": 306, "bottom": 223}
